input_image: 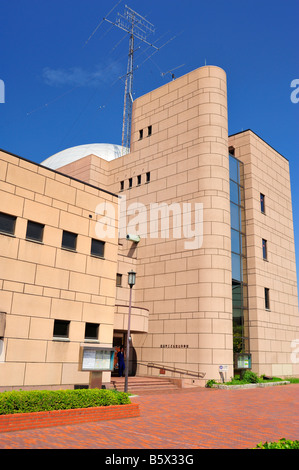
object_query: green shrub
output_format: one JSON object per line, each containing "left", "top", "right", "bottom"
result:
{"left": 205, "top": 379, "right": 217, "bottom": 388}
{"left": 255, "top": 438, "right": 299, "bottom": 449}
{"left": 0, "top": 389, "right": 131, "bottom": 415}
{"left": 242, "top": 370, "right": 260, "bottom": 383}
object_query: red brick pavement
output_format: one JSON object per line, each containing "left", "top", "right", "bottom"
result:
{"left": 0, "top": 384, "right": 298, "bottom": 449}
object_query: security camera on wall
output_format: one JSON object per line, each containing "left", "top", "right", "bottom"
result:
{"left": 126, "top": 234, "right": 140, "bottom": 243}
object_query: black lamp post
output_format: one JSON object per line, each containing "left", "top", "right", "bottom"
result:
{"left": 125, "top": 270, "right": 136, "bottom": 393}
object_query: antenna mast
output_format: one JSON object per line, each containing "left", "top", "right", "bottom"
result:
{"left": 105, "top": 5, "right": 157, "bottom": 155}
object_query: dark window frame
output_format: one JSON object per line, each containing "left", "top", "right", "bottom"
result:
{"left": 53, "top": 319, "right": 70, "bottom": 339}
{"left": 148, "top": 125, "right": 152, "bottom": 137}
{"left": 128, "top": 177, "right": 133, "bottom": 189}
{"left": 264, "top": 288, "right": 270, "bottom": 310}
{"left": 116, "top": 273, "right": 122, "bottom": 287}
{"left": 260, "top": 193, "right": 265, "bottom": 214}
{"left": 120, "top": 180, "right": 124, "bottom": 191}
{"left": 84, "top": 322, "right": 99, "bottom": 341}
{"left": 0, "top": 212, "right": 16, "bottom": 236}
{"left": 91, "top": 238, "right": 105, "bottom": 258}
{"left": 146, "top": 172, "right": 151, "bottom": 183}
{"left": 139, "top": 129, "right": 143, "bottom": 140}
{"left": 61, "top": 230, "right": 77, "bottom": 251}
{"left": 137, "top": 175, "right": 141, "bottom": 186}
{"left": 26, "top": 220, "right": 44, "bottom": 243}
{"left": 262, "top": 239, "right": 267, "bottom": 260}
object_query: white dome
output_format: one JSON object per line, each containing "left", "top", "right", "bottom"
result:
{"left": 41, "top": 143, "right": 127, "bottom": 170}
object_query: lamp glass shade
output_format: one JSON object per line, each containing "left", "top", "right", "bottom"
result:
{"left": 128, "top": 270, "right": 136, "bottom": 287}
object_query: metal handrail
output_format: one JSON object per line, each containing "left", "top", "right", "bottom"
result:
{"left": 136, "top": 361, "right": 206, "bottom": 379}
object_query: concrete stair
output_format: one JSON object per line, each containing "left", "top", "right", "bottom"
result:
{"left": 111, "top": 376, "right": 180, "bottom": 394}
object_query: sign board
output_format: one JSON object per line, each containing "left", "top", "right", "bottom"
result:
{"left": 219, "top": 365, "right": 229, "bottom": 372}
{"left": 235, "top": 353, "right": 252, "bottom": 370}
{"left": 79, "top": 346, "right": 114, "bottom": 372}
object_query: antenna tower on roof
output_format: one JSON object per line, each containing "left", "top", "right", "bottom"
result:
{"left": 104, "top": 5, "right": 157, "bottom": 155}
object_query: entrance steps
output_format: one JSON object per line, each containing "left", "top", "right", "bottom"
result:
{"left": 111, "top": 376, "right": 180, "bottom": 394}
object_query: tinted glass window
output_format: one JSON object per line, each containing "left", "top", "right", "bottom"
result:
{"left": 91, "top": 239, "right": 105, "bottom": 258}
{"left": 232, "top": 253, "right": 242, "bottom": 282}
{"left": 62, "top": 231, "right": 77, "bottom": 250}
{"left": 229, "top": 155, "right": 240, "bottom": 183}
{"left": 231, "top": 229, "right": 241, "bottom": 254}
{"left": 230, "top": 180, "right": 240, "bottom": 205}
{"left": 262, "top": 239, "right": 267, "bottom": 260}
{"left": 265, "top": 288, "right": 270, "bottom": 309}
{"left": 26, "top": 221, "right": 44, "bottom": 242}
{"left": 260, "top": 193, "right": 265, "bottom": 213}
{"left": 0, "top": 212, "right": 16, "bottom": 235}
{"left": 230, "top": 203, "right": 241, "bottom": 231}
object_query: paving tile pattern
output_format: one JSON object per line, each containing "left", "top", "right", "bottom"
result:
{"left": 0, "top": 384, "right": 298, "bottom": 449}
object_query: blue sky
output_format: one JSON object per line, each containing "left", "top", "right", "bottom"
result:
{"left": 1, "top": 0, "right": 299, "bottom": 287}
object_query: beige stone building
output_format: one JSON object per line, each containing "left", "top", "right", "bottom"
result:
{"left": 0, "top": 65, "right": 298, "bottom": 390}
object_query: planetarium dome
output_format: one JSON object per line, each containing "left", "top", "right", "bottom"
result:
{"left": 41, "top": 143, "right": 127, "bottom": 170}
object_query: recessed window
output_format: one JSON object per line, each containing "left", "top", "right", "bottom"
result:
{"left": 260, "top": 193, "right": 265, "bottom": 213}
{"left": 0, "top": 212, "right": 16, "bottom": 235}
{"left": 148, "top": 125, "right": 152, "bottom": 137}
{"left": 129, "top": 177, "right": 132, "bottom": 189}
{"left": 53, "top": 319, "right": 70, "bottom": 338}
{"left": 262, "top": 239, "right": 267, "bottom": 260}
{"left": 62, "top": 230, "right": 77, "bottom": 251}
{"left": 120, "top": 180, "right": 124, "bottom": 191}
{"left": 139, "top": 129, "right": 143, "bottom": 140}
{"left": 91, "top": 238, "right": 105, "bottom": 258}
{"left": 116, "top": 273, "right": 122, "bottom": 287}
{"left": 137, "top": 175, "right": 141, "bottom": 186}
{"left": 85, "top": 323, "right": 99, "bottom": 341}
{"left": 146, "top": 172, "right": 150, "bottom": 183}
{"left": 264, "top": 288, "right": 270, "bottom": 310}
{"left": 26, "top": 221, "right": 44, "bottom": 242}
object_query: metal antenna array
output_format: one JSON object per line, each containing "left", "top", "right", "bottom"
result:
{"left": 104, "top": 5, "right": 157, "bottom": 155}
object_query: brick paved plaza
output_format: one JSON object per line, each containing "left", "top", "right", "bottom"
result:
{"left": 0, "top": 384, "right": 298, "bottom": 449}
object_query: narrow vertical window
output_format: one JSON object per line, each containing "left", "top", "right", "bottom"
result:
{"left": 264, "top": 288, "right": 270, "bottom": 310}
{"left": 137, "top": 175, "right": 141, "bottom": 185}
{"left": 139, "top": 129, "right": 143, "bottom": 140}
{"left": 129, "top": 177, "right": 132, "bottom": 189}
{"left": 262, "top": 239, "right": 267, "bottom": 260}
{"left": 120, "top": 180, "right": 124, "bottom": 191}
{"left": 116, "top": 273, "right": 122, "bottom": 287}
{"left": 148, "top": 125, "right": 152, "bottom": 136}
{"left": 146, "top": 172, "right": 150, "bottom": 183}
{"left": 260, "top": 193, "right": 265, "bottom": 213}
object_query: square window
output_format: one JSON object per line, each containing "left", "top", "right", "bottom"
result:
{"left": 260, "top": 193, "right": 265, "bottom": 213}
{"left": 262, "top": 239, "right": 267, "bottom": 260}
{"left": 85, "top": 323, "right": 99, "bottom": 340}
{"left": 116, "top": 273, "right": 122, "bottom": 287}
{"left": 26, "top": 221, "right": 44, "bottom": 242}
{"left": 0, "top": 212, "right": 16, "bottom": 235}
{"left": 62, "top": 230, "right": 77, "bottom": 251}
{"left": 53, "top": 319, "right": 70, "bottom": 338}
{"left": 91, "top": 238, "right": 105, "bottom": 258}
{"left": 264, "top": 288, "right": 270, "bottom": 310}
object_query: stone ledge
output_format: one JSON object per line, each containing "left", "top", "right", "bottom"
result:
{"left": 212, "top": 381, "right": 290, "bottom": 390}
{"left": 0, "top": 403, "right": 140, "bottom": 433}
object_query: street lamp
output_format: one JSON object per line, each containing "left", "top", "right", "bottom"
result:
{"left": 125, "top": 269, "right": 136, "bottom": 393}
